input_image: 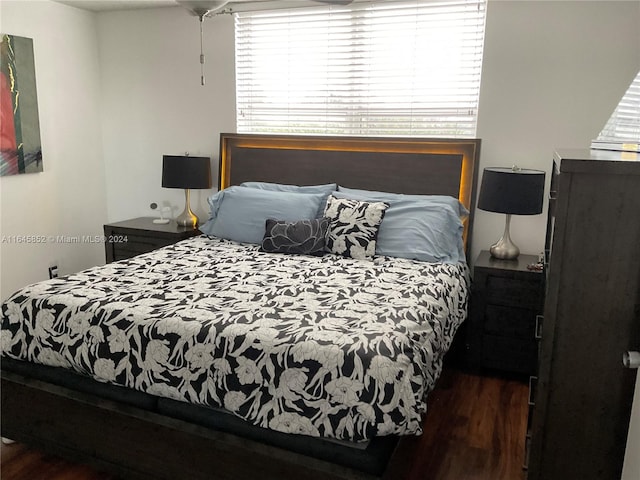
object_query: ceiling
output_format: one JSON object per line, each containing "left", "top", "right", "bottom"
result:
{"left": 55, "top": 0, "right": 360, "bottom": 13}
{"left": 55, "top": 1, "right": 177, "bottom": 11}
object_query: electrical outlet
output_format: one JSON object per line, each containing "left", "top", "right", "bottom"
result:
{"left": 48, "top": 265, "right": 58, "bottom": 279}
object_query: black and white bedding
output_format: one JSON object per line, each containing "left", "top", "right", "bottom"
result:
{"left": 1, "top": 236, "right": 468, "bottom": 442}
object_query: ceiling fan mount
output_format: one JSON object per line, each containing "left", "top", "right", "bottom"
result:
{"left": 176, "top": 0, "right": 354, "bottom": 86}
{"left": 177, "top": 0, "right": 353, "bottom": 17}
{"left": 177, "top": 1, "right": 230, "bottom": 18}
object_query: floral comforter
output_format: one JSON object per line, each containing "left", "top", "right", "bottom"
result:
{"left": 1, "top": 236, "right": 469, "bottom": 442}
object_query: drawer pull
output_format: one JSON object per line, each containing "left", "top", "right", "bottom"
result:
{"left": 623, "top": 351, "right": 640, "bottom": 369}
{"left": 528, "top": 376, "right": 538, "bottom": 406}
{"left": 523, "top": 435, "right": 532, "bottom": 470}
{"left": 535, "top": 315, "right": 544, "bottom": 340}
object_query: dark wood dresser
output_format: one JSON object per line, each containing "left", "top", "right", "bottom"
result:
{"left": 468, "top": 250, "right": 544, "bottom": 376}
{"left": 526, "top": 149, "right": 640, "bottom": 479}
{"left": 103, "top": 217, "right": 200, "bottom": 263}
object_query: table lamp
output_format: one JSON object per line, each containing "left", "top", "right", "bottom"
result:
{"left": 162, "top": 155, "right": 212, "bottom": 227}
{"left": 478, "top": 166, "right": 545, "bottom": 260}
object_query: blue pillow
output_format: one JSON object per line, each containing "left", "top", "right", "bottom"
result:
{"left": 241, "top": 182, "right": 337, "bottom": 195}
{"left": 242, "top": 182, "right": 337, "bottom": 218}
{"left": 200, "top": 186, "right": 325, "bottom": 244}
{"left": 337, "top": 186, "right": 469, "bottom": 218}
{"left": 332, "top": 189, "right": 466, "bottom": 263}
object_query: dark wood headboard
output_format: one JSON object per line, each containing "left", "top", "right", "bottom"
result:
{"left": 218, "top": 133, "right": 480, "bottom": 256}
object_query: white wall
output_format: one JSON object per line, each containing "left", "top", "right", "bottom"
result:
{"left": 474, "top": 0, "right": 640, "bottom": 263}
{"left": 97, "top": 7, "right": 236, "bottom": 224}
{"left": 0, "top": 0, "right": 107, "bottom": 301}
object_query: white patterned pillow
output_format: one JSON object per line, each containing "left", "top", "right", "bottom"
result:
{"left": 323, "top": 195, "right": 389, "bottom": 260}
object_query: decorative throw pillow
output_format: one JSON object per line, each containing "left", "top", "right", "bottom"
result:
{"left": 261, "top": 218, "right": 329, "bottom": 256}
{"left": 323, "top": 196, "right": 389, "bottom": 260}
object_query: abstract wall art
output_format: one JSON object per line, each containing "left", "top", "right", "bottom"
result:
{"left": 1, "top": 34, "right": 42, "bottom": 176}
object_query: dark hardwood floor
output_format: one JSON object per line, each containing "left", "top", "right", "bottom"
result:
{"left": 410, "top": 368, "right": 528, "bottom": 480}
{"left": 0, "top": 369, "right": 527, "bottom": 480}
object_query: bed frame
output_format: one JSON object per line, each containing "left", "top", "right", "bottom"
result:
{"left": 1, "top": 134, "right": 480, "bottom": 480}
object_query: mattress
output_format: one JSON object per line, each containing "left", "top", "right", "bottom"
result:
{"left": 1, "top": 235, "right": 469, "bottom": 442}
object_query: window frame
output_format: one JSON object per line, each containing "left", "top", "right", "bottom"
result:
{"left": 234, "top": 0, "right": 488, "bottom": 138}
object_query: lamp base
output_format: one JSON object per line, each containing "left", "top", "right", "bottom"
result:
{"left": 489, "top": 214, "right": 520, "bottom": 260}
{"left": 176, "top": 212, "right": 198, "bottom": 228}
{"left": 176, "top": 189, "right": 199, "bottom": 228}
{"left": 489, "top": 237, "right": 520, "bottom": 260}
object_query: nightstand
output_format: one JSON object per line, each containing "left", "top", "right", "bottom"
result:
{"left": 103, "top": 217, "right": 201, "bottom": 263}
{"left": 467, "top": 250, "right": 544, "bottom": 376}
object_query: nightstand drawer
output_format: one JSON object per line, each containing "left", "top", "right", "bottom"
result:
{"left": 112, "top": 243, "right": 158, "bottom": 259}
{"left": 109, "top": 234, "right": 170, "bottom": 259}
{"left": 485, "top": 276, "right": 542, "bottom": 308}
{"left": 116, "top": 234, "right": 173, "bottom": 249}
{"left": 484, "top": 304, "right": 537, "bottom": 340}
{"left": 482, "top": 334, "right": 537, "bottom": 374}
{"left": 103, "top": 218, "right": 200, "bottom": 263}
{"left": 112, "top": 249, "right": 142, "bottom": 262}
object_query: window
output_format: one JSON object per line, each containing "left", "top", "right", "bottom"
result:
{"left": 592, "top": 70, "right": 640, "bottom": 152}
{"left": 235, "top": 0, "right": 487, "bottom": 138}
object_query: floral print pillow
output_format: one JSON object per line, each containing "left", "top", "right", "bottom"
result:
{"left": 323, "top": 195, "right": 389, "bottom": 260}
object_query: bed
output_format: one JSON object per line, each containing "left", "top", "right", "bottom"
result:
{"left": 1, "top": 133, "right": 480, "bottom": 480}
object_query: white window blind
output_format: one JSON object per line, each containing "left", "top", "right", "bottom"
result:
{"left": 235, "top": 0, "right": 487, "bottom": 137}
{"left": 592, "top": 70, "right": 640, "bottom": 152}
